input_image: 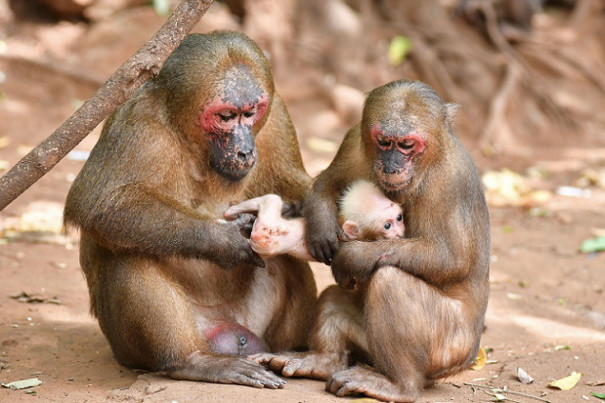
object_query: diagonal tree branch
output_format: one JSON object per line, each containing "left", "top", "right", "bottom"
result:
{"left": 0, "top": 0, "right": 215, "bottom": 211}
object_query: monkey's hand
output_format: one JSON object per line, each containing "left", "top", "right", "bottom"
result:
{"left": 209, "top": 218, "right": 265, "bottom": 269}
{"left": 331, "top": 241, "right": 379, "bottom": 289}
{"left": 281, "top": 200, "right": 304, "bottom": 218}
{"left": 303, "top": 199, "right": 343, "bottom": 265}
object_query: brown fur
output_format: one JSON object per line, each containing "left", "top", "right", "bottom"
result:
{"left": 64, "top": 31, "right": 317, "bottom": 388}
{"left": 256, "top": 80, "right": 490, "bottom": 402}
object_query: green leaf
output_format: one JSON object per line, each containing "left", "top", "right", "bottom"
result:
{"left": 502, "top": 225, "right": 514, "bottom": 234}
{"left": 591, "top": 392, "right": 605, "bottom": 400}
{"left": 581, "top": 236, "right": 605, "bottom": 253}
{"left": 388, "top": 36, "right": 413, "bottom": 66}
{"left": 153, "top": 0, "right": 171, "bottom": 16}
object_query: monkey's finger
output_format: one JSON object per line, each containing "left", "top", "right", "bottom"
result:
{"left": 281, "top": 201, "right": 302, "bottom": 218}
{"left": 320, "top": 241, "right": 336, "bottom": 265}
{"left": 231, "top": 359, "right": 286, "bottom": 389}
{"left": 334, "top": 274, "right": 356, "bottom": 290}
{"left": 240, "top": 222, "right": 254, "bottom": 238}
{"left": 248, "top": 370, "right": 286, "bottom": 389}
{"left": 249, "top": 353, "right": 275, "bottom": 365}
{"left": 249, "top": 250, "right": 266, "bottom": 268}
{"left": 326, "top": 376, "right": 340, "bottom": 394}
{"left": 231, "top": 212, "right": 256, "bottom": 226}
{"left": 312, "top": 244, "right": 329, "bottom": 265}
{"left": 224, "top": 201, "right": 261, "bottom": 219}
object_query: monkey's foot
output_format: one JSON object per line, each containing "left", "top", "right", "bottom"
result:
{"left": 168, "top": 354, "right": 286, "bottom": 389}
{"left": 252, "top": 352, "right": 348, "bottom": 381}
{"left": 326, "top": 366, "right": 418, "bottom": 403}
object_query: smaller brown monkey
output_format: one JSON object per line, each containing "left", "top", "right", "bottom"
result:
{"left": 223, "top": 180, "right": 404, "bottom": 261}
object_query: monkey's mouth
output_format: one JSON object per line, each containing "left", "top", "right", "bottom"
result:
{"left": 380, "top": 178, "right": 411, "bottom": 192}
{"left": 377, "top": 172, "right": 412, "bottom": 192}
{"left": 212, "top": 150, "right": 257, "bottom": 182}
{"left": 216, "top": 164, "right": 255, "bottom": 181}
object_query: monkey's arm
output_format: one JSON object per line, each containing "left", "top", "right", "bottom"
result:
{"left": 303, "top": 127, "right": 368, "bottom": 264}
{"left": 331, "top": 236, "right": 471, "bottom": 289}
{"left": 66, "top": 184, "right": 264, "bottom": 269}
{"left": 248, "top": 95, "right": 311, "bottom": 205}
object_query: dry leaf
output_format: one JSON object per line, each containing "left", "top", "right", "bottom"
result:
{"left": 2, "top": 378, "right": 42, "bottom": 390}
{"left": 306, "top": 137, "right": 339, "bottom": 154}
{"left": 549, "top": 371, "right": 582, "bottom": 390}
{"left": 0, "top": 136, "right": 10, "bottom": 149}
{"left": 471, "top": 347, "right": 487, "bottom": 370}
{"left": 592, "top": 228, "right": 605, "bottom": 237}
{"left": 10, "top": 291, "right": 61, "bottom": 305}
{"left": 517, "top": 367, "right": 534, "bottom": 384}
{"left": 493, "top": 392, "right": 507, "bottom": 401}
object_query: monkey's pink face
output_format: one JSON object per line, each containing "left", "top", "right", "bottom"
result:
{"left": 370, "top": 124, "right": 427, "bottom": 192}
{"left": 374, "top": 202, "right": 405, "bottom": 239}
{"left": 199, "top": 93, "right": 269, "bottom": 182}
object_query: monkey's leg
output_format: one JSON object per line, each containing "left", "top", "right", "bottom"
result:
{"left": 255, "top": 284, "right": 364, "bottom": 380}
{"left": 327, "top": 266, "right": 477, "bottom": 401}
{"left": 261, "top": 255, "right": 317, "bottom": 352}
{"left": 88, "top": 249, "right": 285, "bottom": 388}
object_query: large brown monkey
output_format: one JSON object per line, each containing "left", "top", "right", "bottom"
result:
{"left": 256, "top": 80, "right": 490, "bottom": 402}
{"left": 63, "top": 31, "right": 317, "bottom": 388}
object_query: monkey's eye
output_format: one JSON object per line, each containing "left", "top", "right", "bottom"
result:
{"left": 384, "top": 222, "right": 392, "bottom": 230}
{"left": 242, "top": 107, "right": 256, "bottom": 118}
{"left": 397, "top": 214, "right": 403, "bottom": 222}
{"left": 218, "top": 112, "right": 236, "bottom": 122}
{"left": 398, "top": 140, "right": 415, "bottom": 150}
{"left": 377, "top": 138, "right": 391, "bottom": 148}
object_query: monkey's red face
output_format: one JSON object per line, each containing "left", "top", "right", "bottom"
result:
{"left": 370, "top": 124, "right": 426, "bottom": 192}
{"left": 199, "top": 65, "right": 270, "bottom": 181}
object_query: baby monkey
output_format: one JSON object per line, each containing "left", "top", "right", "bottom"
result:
{"left": 224, "top": 180, "right": 404, "bottom": 261}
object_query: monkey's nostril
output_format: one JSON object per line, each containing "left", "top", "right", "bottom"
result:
{"left": 237, "top": 151, "right": 248, "bottom": 161}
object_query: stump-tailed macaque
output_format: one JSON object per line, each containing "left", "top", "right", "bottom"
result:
{"left": 63, "top": 31, "right": 317, "bottom": 388}
{"left": 256, "top": 80, "right": 490, "bottom": 402}
{"left": 223, "top": 179, "right": 404, "bottom": 260}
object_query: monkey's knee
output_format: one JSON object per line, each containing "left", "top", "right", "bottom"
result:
{"left": 206, "top": 323, "right": 267, "bottom": 356}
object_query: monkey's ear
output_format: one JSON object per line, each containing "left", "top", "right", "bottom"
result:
{"left": 445, "top": 103, "right": 460, "bottom": 127}
{"left": 342, "top": 221, "right": 361, "bottom": 240}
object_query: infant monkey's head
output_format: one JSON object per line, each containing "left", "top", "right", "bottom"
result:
{"left": 339, "top": 180, "right": 405, "bottom": 241}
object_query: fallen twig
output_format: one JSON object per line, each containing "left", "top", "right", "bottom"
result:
{"left": 464, "top": 382, "right": 552, "bottom": 403}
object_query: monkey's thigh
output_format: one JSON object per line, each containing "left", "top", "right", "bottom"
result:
{"left": 365, "top": 266, "right": 479, "bottom": 385}
{"left": 312, "top": 285, "right": 367, "bottom": 354}
{"left": 90, "top": 253, "right": 201, "bottom": 372}
{"left": 262, "top": 255, "right": 318, "bottom": 352}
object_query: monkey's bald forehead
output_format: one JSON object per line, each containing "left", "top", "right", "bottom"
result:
{"left": 367, "top": 86, "right": 447, "bottom": 135}
{"left": 220, "top": 64, "right": 266, "bottom": 108}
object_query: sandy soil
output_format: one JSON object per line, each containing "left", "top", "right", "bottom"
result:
{"left": 1, "top": 2, "right": 605, "bottom": 402}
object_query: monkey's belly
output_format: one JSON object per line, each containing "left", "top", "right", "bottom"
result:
{"left": 162, "top": 256, "right": 257, "bottom": 305}
{"left": 163, "top": 256, "right": 285, "bottom": 339}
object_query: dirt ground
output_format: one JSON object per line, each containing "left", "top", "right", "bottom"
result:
{"left": 1, "top": 2, "right": 605, "bottom": 402}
